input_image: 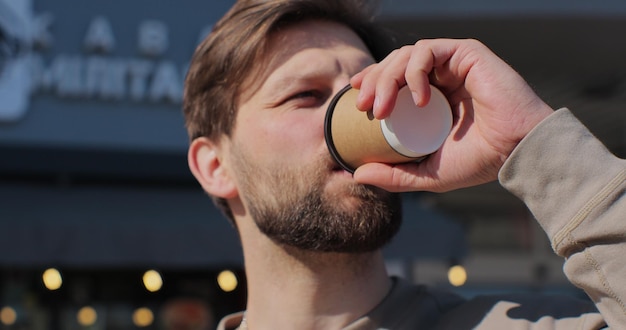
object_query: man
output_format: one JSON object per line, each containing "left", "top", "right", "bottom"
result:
{"left": 184, "top": 0, "right": 625, "bottom": 328}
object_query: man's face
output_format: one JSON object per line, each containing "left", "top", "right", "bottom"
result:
{"left": 225, "top": 20, "right": 401, "bottom": 253}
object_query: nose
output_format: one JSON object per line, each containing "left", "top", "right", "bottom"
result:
{"left": 334, "top": 76, "right": 351, "bottom": 94}
{"left": 318, "top": 78, "right": 351, "bottom": 124}
{"left": 323, "top": 77, "right": 351, "bottom": 112}
{"left": 317, "top": 77, "right": 352, "bottom": 153}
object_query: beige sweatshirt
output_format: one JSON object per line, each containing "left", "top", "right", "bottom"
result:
{"left": 218, "top": 109, "right": 624, "bottom": 329}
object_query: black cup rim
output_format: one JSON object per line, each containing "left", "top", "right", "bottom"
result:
{"left": 324, "top": 84, "right": 356, "bottom": 174}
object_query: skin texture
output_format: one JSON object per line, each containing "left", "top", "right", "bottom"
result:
{"left": 351, "top": 39, "right": 553, "bottom": 193}
{"left": 187, "top": 23, "right": 555, "bottom": 329}
{"left": 188, "top": 21, "right": 395, "bottom": 329}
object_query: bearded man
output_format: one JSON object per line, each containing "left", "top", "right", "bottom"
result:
{"left": 184, "top": 1, "right": 624, "bottom": 329}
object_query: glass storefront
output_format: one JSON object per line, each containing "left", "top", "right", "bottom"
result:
{"left": 1, "top": 267, "right": 246, "bottom": 330}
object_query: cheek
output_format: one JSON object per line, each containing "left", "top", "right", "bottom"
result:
{"left": 256, "top": 112, "right": 325, "bottom": 159}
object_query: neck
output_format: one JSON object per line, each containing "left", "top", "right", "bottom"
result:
{"left": 238, "top": 217, "right": 392, "bottom": 330}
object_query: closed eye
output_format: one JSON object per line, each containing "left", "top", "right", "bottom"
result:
{"left": 285, "top": 90, "right": 328, "bottom": 108}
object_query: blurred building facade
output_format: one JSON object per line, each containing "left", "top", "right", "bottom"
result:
{"left": 0, "top": 0, "right": 624, "bottom": 328}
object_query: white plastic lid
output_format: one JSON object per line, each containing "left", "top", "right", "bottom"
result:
{"left": 381, "top": 85, "right": 452, "bottom": 157}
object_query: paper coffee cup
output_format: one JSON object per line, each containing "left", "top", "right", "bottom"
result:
{"left": 324, "top": 85, "right": 452, "bottom": 173}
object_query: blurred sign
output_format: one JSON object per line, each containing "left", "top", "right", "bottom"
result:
{"left": 0, "top": 0, "right": 233, "bottom": 151}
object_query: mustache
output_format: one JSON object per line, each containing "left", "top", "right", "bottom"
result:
{"left": 320, "top": 151, "right": 344, "bottom": 171}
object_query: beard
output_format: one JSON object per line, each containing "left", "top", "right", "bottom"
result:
{"left": 230, "top": 142, "right": 402, "bottom": 254}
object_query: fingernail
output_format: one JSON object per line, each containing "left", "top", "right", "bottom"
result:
{"left": 357, "top": 91, "right": 364, "bottom": 104}
{"left": 411, "top": 91, "right": 420, "bottom": 106}
{"left": 374, "top": 97, "right": 381, "bottom": 113}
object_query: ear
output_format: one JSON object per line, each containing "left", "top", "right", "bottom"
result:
{"left": 188, "top": 137, "right": 238, "bottom": 199}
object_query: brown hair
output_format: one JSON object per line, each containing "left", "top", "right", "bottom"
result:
{"left": 183, "top": 0, "right": 396, "bottom": 220}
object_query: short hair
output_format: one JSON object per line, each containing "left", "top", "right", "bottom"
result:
{"left": 183, "top": 0, "right": 396, "bottom": 220}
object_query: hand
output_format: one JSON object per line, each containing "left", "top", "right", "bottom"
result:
{"left": 350, "top": 39, "right": 554, "bottom": 192}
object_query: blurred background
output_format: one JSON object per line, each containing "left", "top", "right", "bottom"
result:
{"left": 0, "top": 0, "right": 624, "bottom": 328}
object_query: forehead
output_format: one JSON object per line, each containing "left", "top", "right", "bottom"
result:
{"left": 269, "top": 19, "right": 368, "bottom": 53}
{"left": 239, "top": 20, "right": 374, "bottom": 99}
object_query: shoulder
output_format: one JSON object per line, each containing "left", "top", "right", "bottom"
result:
{"left": 435, "top": 293, "right": 606, "bottom": 329}
{"left": 385, "top": 276, "right": 465, "bottom": 311}
{"left": 360, "top": 277, "right": 465, "bottom": 328}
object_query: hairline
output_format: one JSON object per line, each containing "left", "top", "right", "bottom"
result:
{"left": 235, "top": 18, "right": 374, "bottom": 111}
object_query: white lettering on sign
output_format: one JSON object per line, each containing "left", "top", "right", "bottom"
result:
{"left": 138, "top": 20, "right": 169, "bottom": 57}
{"left": 127, "top": 59, "right": 153, "bottom": 101}
{"left": 39, "top": 55, "right": 83, "bottom": 97}
{"left": 26, "top": 15, "right": 190, "bottom": 104}
{"left": 33, "top": 12, "right": 54, "bottom": 50}
{"left": 33, "top": 54, "right": 184, "bottom": 103}
{"left": 149, "top": 61, "right": 181, "bottom": 103}
{"left": 86, "top": 57, "right": 127, "bottom": 100}
{"left": 84, "top": 16, "right": 116, "bottom": 53}
{"left": 0, "top": 8, "right": 211, "bottom": 123}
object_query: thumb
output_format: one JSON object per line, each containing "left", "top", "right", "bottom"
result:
{"left": 353, "top": 162, "right": 437, "bottom": 193}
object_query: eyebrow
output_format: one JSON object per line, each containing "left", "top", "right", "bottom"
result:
{"left": 266, "top": 74, "right": 315, "bottom": 92}
{"left": 264, "top": 58, "right": 343, "bottom": 91}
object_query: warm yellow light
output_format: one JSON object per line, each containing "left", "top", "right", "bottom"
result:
{"left": 217, "top": 270, "right": 238, "bottom": 292}
{"left": 448, "top": 265, "right": 467, "bottom": 287}
{"left": 132, "top": 307, "right": 154, "bottom": 327}
{"left": 0, "top": 306, "right": 17, "bottom": 326}
{"left": 143, "top": 270, "right": 163, "bottom": 292}
{"left": 42, "top": 268, "right": 63, "bottom": 290}
{"left": 77, "top": 306, "right": 97, "bottom": 326}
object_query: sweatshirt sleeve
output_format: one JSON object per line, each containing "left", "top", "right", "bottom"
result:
{"left": 498, "top": 108, "right": 626, "bottom": 328}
